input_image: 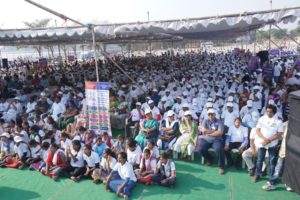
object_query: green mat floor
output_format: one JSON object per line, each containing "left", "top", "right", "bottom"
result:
{"left": 0, "top": 156, "right": 299, "bottom": 200}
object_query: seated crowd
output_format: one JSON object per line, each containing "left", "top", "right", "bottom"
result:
{"left": 0, "top": 50, "right": 299, "bottom": 199}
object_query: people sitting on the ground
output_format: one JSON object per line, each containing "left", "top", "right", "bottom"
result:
{"left": 135, "top": 148, "right": 156, "bottom": 184}
{"left": 152, "top": 152, "right": 176, "bottom": 188}
{"left": 104, "top": 152, "right": 137, "bottom": 200}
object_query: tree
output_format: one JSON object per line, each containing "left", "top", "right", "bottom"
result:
{"left": 23, "top": 18, "right": 51, "bottom": 28}
{"left": 23, "top": 18, "right": 52, "bottom": 57}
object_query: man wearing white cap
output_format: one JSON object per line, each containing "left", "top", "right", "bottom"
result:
{"left": 199, "top": 108, "right": 225, "bottom": 174}
{"left": 240, "top": 100, "right": 256, "bottom": 119}
{"left": 7, "top": 136, "right": 30, "bottom": 168}
{"left": 250, "top": 86, "right": 263, "bottom": 112}
{"left": 0, "top": 132, "right": 14, "bottom": 163}
{"left": 126, "top": 102, "right": 144, "bottom": 138}
{"left": 221, "top": 102, "right": 239, "bottom": 133}
{"left": 157, "top": 110, "right": 179, "bottom": 151}
{"left": 158, "top": 97, "right": 168, "bottom": 114}
{"left": 49, "top": 96, "right": 66, "bottom": 122}
{"left": 172, "top": 97, "right": 183, "bottom": 115}
{"left": 147, "top": 100, "right": 161, "bottom": 121}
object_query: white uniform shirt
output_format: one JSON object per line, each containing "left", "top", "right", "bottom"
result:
{"left": 127, "top": 146, "right": 142, "bottom": 166}
{"left": 113, "top": 161, "right": 137, "bottom": 182}
{"left": 227, "top": 125, "right": 248, "bottom": 143}
{"left": 83, "top": 151, "right": 100, "bottom": 168}
{"left": 70, "top": 148, "right": 85, "bottom": 167}
{"left": 256, "top": 115, "right": 284, "bottom": 148}
{"left": 100, "top": 156, "right": 117, "bottom": 171}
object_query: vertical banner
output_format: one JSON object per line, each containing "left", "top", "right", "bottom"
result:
{"left": 85, "top": 82, "right": 111, "bottom": 135}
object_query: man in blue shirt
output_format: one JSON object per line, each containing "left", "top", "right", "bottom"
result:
{"left": 199, "top": 108, "right": 225, "bottom": 174}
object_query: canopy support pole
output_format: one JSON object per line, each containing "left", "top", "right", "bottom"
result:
{"left": 274, "top": 24, "right": 300, "bottom": 47}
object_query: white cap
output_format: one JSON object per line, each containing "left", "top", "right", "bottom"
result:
{"left": 73, "top": 135, "right": 81, "bottom": 141}
{"left": 206, "top": 102, "right": 213, "bottom": 108}
{"left": 184, "top": 110, "right": 192, "bottom": 116}
{"left": 57, "top": 91, "right": 63, "bottom": 95}
{"left": 148, "top": 100, "right": 154, "bottom": 104}
{"left": 226, "top": 102, "right": 233, "bottom": 107}
{"left": 296, "top": 72, "right": 300, "bottom": 77}
{"left": 40, "top": 92, "right": 46, "bottom": 97}
{"left": 1, "top": 132, "right": 10, "bottom": 138}
{"left": 253, "top": 86, "right": 260, "bottom": 90}
{"left": 153, "top": 88, "right": 158, "bottom": 92}
{"left": 167, "top": 110, "right": 175, "bottom": 117}
{"left": 145, "top": 109, "right": 152, "bottom": 115}
{"left": 207, "top": 97, "right": 214, "bottom": 102}
{"left": 165, "top": 89, "right": 170, "bottom": 92}
{"left": 161, "top": 97, "right": 167, "bottom": 102}
{"left": 136, "top": 102, "right": 142, "bottom": 106}
{"left": 77, "top": 93, "right": 84, "bottom": 98}
{"left": 14, "top": 136, "right": 23, "bottom": 143}
{"left": 14, "top": 97, "right": 21, "bottom": 101}
{"left": 183, "top": 91, "right": 188, "bottom": 96}
{"left": 182, "top": 103, "right": 190, "bottom": 108}
{"left": 207, "top": 109, "right": 215, "bottom": 114}
{"left": 228, "top": 96, "right": 234, "bottom": 102}
{"left": 268, "top": 99, "right": 276, "bottom": 105}
{"left": 121, "top": 84, "right": 126, "bottom": 88}
{"left": 246, "top": 100, "right": 253, "bottom": 107}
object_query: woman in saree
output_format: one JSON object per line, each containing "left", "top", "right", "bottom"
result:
{"left": 57, "top": 100, "right": 79, "bottom": 130}
{"left": 173, "top": 110, "right": 198, "bottom": 160}
{"left": 135, "top": 109, "right": 159, "bottom": 150}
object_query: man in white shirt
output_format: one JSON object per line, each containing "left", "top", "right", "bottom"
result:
{"left": 105, "top": 152, "right": 137, "bottom": 200}
{"left": 224, "top": 118, "right": 248, "bottom": 169}
{"left": 81, "top": 144, "right": 100, "bottom": 180}
{"left": 253, "top": 105, "right": 283, "bottom": 183}
{"left": 221, "top": 102, "right": 239, "bottom": 134}
{"left": 49, "top": 97, "right": 66, "bottom": 122}
{"left": 126, "top": 102, "right": 144, "bottom": 138}
{"left": 273, "top": 62, "right": 282, "bottom": 84}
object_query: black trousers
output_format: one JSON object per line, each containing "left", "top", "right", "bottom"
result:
{"left": 224, "top": 142, "right": 242, "bottom": 167}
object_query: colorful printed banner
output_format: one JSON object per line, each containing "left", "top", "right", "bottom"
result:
{"left": 85, "top": 82, "right": 111, "bottom": 135}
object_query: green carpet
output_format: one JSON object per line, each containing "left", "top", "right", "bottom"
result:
{"left": 0, "top": 156, "right": 299, "bottom": 200}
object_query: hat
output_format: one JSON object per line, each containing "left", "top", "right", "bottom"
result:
{"left": 0, "top": 132, "right": 10, "bottom": 138}
{"left": 57, "top": 91, "right": 63, "bottom": 95}
{"left": 165, "top": 89, "right": 170, "bottom": 92}
{"left": 77, "top": 93, "right": 84, "bottom": 98}
{"left": 161, "top": 97, "right": 167, "bottom": 102}
{"left": 184, "top": 110, "right": 192, "bottom": 116}
{"left": 14, "top": 136, "right": 23, "bottom": 143}
{"left": 167, "top": 110, "right": 175, "bottom": 117}
{"left": 153, "top": 88, "right": 158, "bottom": 92}
{"left": 148, "top": 100, "right": 154, "bottom": 104}
{"left": 226, "top": 102, "right": 233, "bottom": 107}
{"left": 207, "top": 109, "right": 215, "bottom": 114}
{"left": 183, "top": 91, "right": 188, "bottom": 96}
{"left": 40, "top": 92, "right": 46, "bottom": 97}
{"left": 227, "top": 96, "right": 234, "bottom": 102}
{"left": 182, "top": 103, "right": 190, "bottom": 108}
{"left": 253, "top": 86, "right": 260, "bottom": 90}
{"left": 136, "top": 102, "right": 142, "bottom": 106}
{"left": 206, "top": 102, "right": 213, "bottom": 108}
{"left": 176, "top": 96, "right": 182, "bottom": 100}
{"left": 207, "top": 97, "right": 214, "bottom": 102}
{"left": 268, "top": 99, "right": 276, "bottom": 105}
{"left": 121, "top": 85, "right": 126, "bottom": 88}
{"left": 145, "top": 109, "right": 152, "bottom": 115}
{"left": 247, "top": 100, "right": 253, "bottom": 107}
{"left": 296, "top": 72, "right": 300, "bottom": 77}
{"left": 14, "top": 97, "right": 21, "bottom": 101}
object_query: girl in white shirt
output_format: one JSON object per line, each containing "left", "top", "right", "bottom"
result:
{"left": 135, "top": 148, "right": 157, "bottom": 184}
{"left": 92, "top": 148, "right": 117, "bottom": 184}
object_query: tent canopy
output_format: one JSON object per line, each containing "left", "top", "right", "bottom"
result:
{"left": 0, "top": 7, "right": 299, "bottom": 46}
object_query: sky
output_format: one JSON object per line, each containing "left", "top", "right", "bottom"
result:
{"left": 0, "top": 0, "right": 299, "bottom": 29}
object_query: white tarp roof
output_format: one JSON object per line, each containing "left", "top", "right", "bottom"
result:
{"left": 0, "top": 7, "right": 299, "bottom": 45}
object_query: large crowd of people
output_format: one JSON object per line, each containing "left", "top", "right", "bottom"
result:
{"left": 0, "top": 49, "right": 299, "bottom": 199}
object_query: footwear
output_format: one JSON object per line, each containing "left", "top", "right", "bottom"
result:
{"left": 248, "top": 168, "right": 255, "bottom": 176}
{"left": 218, "top": 168, "right": 225, "bottom": 175}
{"left": 285, "top": 185, "right": 293, "bottom": 192}
{"left": 262, "top": 182, "right": 276, "bottom": 191}
{"left": 205, "top": 162, "right": 212, "bottom": 166}
{"left": 123, "top": 194, "right": 128, "bottom": 200}
{"left": 252, "top": 176, "right": 260, "bottom": 183}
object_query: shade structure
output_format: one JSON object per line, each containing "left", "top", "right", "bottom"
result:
{"left": 0, "top": 7, "right": 300, "bottom": 46}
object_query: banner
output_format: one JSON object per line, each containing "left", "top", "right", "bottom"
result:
{"left": 85, "top": 82, "right": 111, "bottom": 135}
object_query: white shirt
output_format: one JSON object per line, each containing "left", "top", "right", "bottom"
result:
{"left": 127, "top": 146, "right": 142, "bottom": 166}
{"left": 113, "top": 161, "right": 137, "bottom": 182}
{"left": 274, "top": 64, "right": 282, "bottom": 77}
{"left": 14, "top": 143, "right": 30, "bottom": 158}
{"left": 221, "top": 110, "right": 239, "bottom": 127}
{"left": 83, "top": 151, "right": 100, "bottom": 168}
{"left": 150, "top": 107, "right": 161, "bottom": 120}
{"left": 227, "top": 125, "right": 248, "bottom": 143}
{"left": 0, "top": 102, "right": 9, "bottom": 112}
{"left": 26, "top": 102, "right": 37, "bottom": 114}
{"left": 50, "top": 102, "right": 66, "bottom": 120}
{"left": 70, "top": 148, "right": 85, "bottom": 168}
{"left": 100, "top": 156, "right": 117, "bottom": 171}
{"left": 256, "top": 115, "right": 284, "bottom": 148}
{"left": 0, "top": 141, "right": 14, "bottom": 155}
{"left": 156, "top": 159, "right": 176, "bottom": 177}
{"left": 29, "top": 145, "right": 41, "bottom": 158}
{"left": 60, "top": 138, "right": 73, "bottom": 150}
{"left": 131, "top": 109, "right": 143, "bottom": 122}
